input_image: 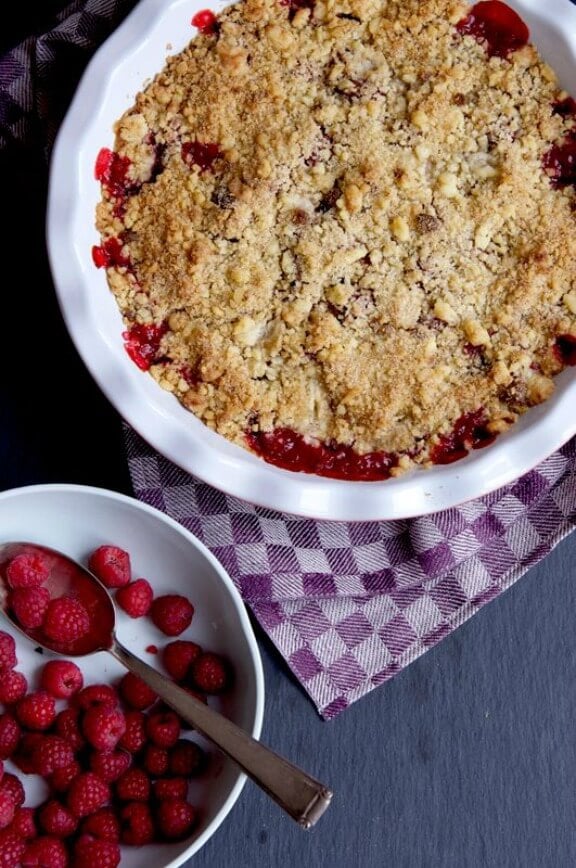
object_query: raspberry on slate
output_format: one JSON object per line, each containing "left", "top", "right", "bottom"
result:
{"left": 22, "top": 835, "right": 68, "bottom": 868}
{"left": 16, "top": 691, "right": 56, "bottom": 731}
{"left": 115, "top": 578, "right": 153, "bottom": 618}
{"left": 190, "top": 651, "right": 231, "bottom": 694}
{"left": 119, "top": 801, "right": 155, "bottom": 846}
{"left": 115, "top": 767, "right": 151, "bottom": 802}
{"left": 0, "top": 829, "right": 26, "bottom": 866}
{"left": 6, "top": 552, "right": 50, "bottom": 589}
{"left": 88, "top": 546, "right": 131, "bottom": 589}
{"left": 73, "top": 834, "right": 121, "bottom": 868}
{"left": 82, "top": 706, "right": 126, "bottom": 752}
{"left": 43, "top": 597, "right": 90, "bottom": 643}
{"left": 168, "top": 739, "right": 206, "bottom": 777}
{"left": 146, "top": 711, "right": 180, "bottom": 748}
{"left": 162, "top": 640, "right": 202, "bottom": 682}
{"left": 54, "top": 708, "right": 85, "bottom": 753}
{"left": 118, "top": 672, "right": 157, "bottom": 710}
{"left": 0, "top": 632, "right": 17, "bottom": 671}
{"left": 40, "top": 660, "right": 83, "bottom": 699}
{"left": 150, "top": 595, "right": 194, "bottom": 637}
{"left": 67, "top": 772, "right": 110, "bottom": 818}
{"left": 0, "top": 774, "right": 25, "bottom": 809}
{"left": 118, "top": 711, "right": 146, "bottom": 754}
{"left": 81, "top": 808, "right": 120, "bottom": 843}
{"left": 10, "top": 587, "right": 50, "bottom": 630}
{"left": 142, "top": 744, "right": 169, "bottom": 777}
{"left": 8, "top": 806, "right": 36, "bottom": 840}
{"left": 0, "top": 670, "right": 27, "bottom": 705}
{"left": 153, "top": 777, "right": 189, "bottom": 801}
{"left": 0, "top": 790, "right": 15, "bottom": 830}
{"left": 156, "top": 798, "right": 196, "bottom": 840}
{"left": 76, "top": 684, "right": 118, "bottom": 711}
{"left": 89, "top": 750, "right": 131, "bottom": 784}
{"left": 49, "top": 760, "right": 81, "bottom": 795}
{"left": 38, "top": 799, "right": 78, "bottom": 838}
{"left": 0, "top": 714, "right": 21, "bottom": 760}
{"left": 30, "top": 736, "right": 74, "bottom": 776}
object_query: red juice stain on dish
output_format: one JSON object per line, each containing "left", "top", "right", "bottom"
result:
{"left": 146, "top": 645, "right": 158, "bottom": 655}
{"left": 553, "top": 334, "right": 576, "bottom": 366}
{"left": 191, "top": 9, "right": 219, "bottom": 34}
{"left": 429, "top": 409, "right": 495, "bottom": 466}
{"left": 181, "top": 141, "right": 222, "bottom": 172}
{"left": 123, "top": 322, "right": 169, "bottom": 371}
{"left": 456, "top": 1, "right": 529, "bottom": 59}
{"left": 91, "top": 237, "right": 131, "bottom": 269}
{"left": 246, "top": 428, "right": 398, "bottom": 480}
{"left": 1, "top": 545, "right": 114, "bottom": 656}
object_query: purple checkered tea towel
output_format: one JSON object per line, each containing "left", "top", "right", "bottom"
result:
{"left": 3, "top": 0, "right": 576, "bottom": 719}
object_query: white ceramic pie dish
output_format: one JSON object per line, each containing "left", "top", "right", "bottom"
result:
{"left": 47, "top": 0, "right": 576, "bottom": 522}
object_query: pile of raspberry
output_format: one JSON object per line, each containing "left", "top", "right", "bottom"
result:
{"left": 0, "top": 545, "right": 232, "bottom": 867}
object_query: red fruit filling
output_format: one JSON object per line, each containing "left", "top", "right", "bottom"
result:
{"left": 543, "top": 134, "right": 576, "bottom": 189}
{"left": 456, "top": 1, "right": 529, "bottom": 59}
{"left": 429, "top": 409, "right": 495, "bottom": 465}
{"left": 553, "top": 334, "right": 576, "bottom": 366}
{"left": 123, "top": 322, "right": 169, "bottom": 371}
{"left": 280, "top": 0, "right": 314, "bottom": 22}
{"left": 94, "top": 147, "right": 137, "bottom": 199}
{"left": 91, "top": 237, "right": 131, "bottom": 270}
{"left": 191, "top": 9, "right": 219, "bottom": 34}
{"left": 181, "top": 141, "right": 222, "bottom": 172}
{"left": 553, "top": 96, "right": 576, "bottom": 117}
{"left": 246, "top": 427, "right": 398, "bottom": 480}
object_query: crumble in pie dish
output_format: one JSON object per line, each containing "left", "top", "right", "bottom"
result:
{"left": 94, "top": 0, "right": 576, "bottom": 480}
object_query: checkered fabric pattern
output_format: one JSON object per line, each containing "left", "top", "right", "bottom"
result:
{"left": 3, "top": 0, "right": 576, "bottom": 718}
{"left": 127, "top": 431, "right": 576, "bottom": 718}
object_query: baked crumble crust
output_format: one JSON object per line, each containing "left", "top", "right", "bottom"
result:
{"left": 95, "top": 0, "right": 576, "bottom": 475}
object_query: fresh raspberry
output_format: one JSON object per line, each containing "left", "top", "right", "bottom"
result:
{"left": 168, "top": 740, "right": 206, "bottom": 777}
{"left": 49, "top": 761, "right": 81, "bottom": 795}
{"left": 54, "top": 709, "right": 85, "bottom": 753}
{"left": 0, "top": 829, "right": 26, "bottom": 867}
{"left": 115, "top": 767, "right": 150, "bottom": 802}
{"left": 7, "top": 807, "right": 36, "bottom": 840}
{"left": 156, "top": 798, "right": 196, "bottom": 840}
{"left": 162, "top": 640, "right": 202, "bottom": 682}
{"left": 80, "top": 809, "right": 120, "bottom": 843}
{"left": 0, "top": 775, "right": 25, "bottom": 809}
{"left": 119, "top": 801, "right": 155, "bottom": 846}
{"left": 16, "top": 691, "right": 56, "bottom": 731}
{"left": 43, "top": 597, "right": 90, "bottom": 643}
{"left": 0, "top": 670, "right": 27, "bottom": 705}
{"left": 76, "top": 684, "right": 118, "bottom": 711}
{"left": 73, "top": 835, "right": 121, "bottom": 868}
{"left": 30, "top": 736, "right": 74, "bottom": 776}
{"left": 22, "top": 836, "right": 68, "bottom": 868}
{"left": 190, "top": 651, "right": 231, "bottom": 693}
{"left": 82, "top": 706, "right": 126, "bottom": 752}
{"left": 0, "top": 715, "right": 20, "bottom": 759}
{"left": 118, "top": 672, "right": 156, "bottom": 710}
{"left": 38, "top": 800, "right": 77, "bottom": 838}
{"left": 67, "top": 773, "right": 110, "bottom": 818}
{"left": 89, "top": 750, "right": 131, "bottom": 784}
{"left": 13, "top": 733, "right": 44, "bottom": 774}
{"left": 142, "top": 744, "right": 168, "bottom": 777}
{"left": 88, "top": 546, "right": 131, "bottom": 589}
{"left": 5, "top": 552, "right": 50, "bottom": 589}
{"left": 118, "top": 711, "right": 146, "bottom": 754}
{"left": 40, "top": 661, "right": 83, "bottom": 699}
{"left": 10, "top": 587, "right": 50, "bottom": 630}
{"left": 0, "top": 790, "right": 15, "bottom": 830}
{"left": 115, "top": 578, "right": 153, "bottom": 618}
{"left": 146, "top": 711, "right": 180, "bottom": 748}
{"left": 153, "top": 777, "right": 188, "bottom": 801}
{"left": 0, "top": 633, "right": 16, "bottom": 671}
{"left": 150, "top": 595, "right": 194, "bottom": 636}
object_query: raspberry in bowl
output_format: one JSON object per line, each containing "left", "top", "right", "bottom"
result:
{"left": 0, "top": 483, "right": 265, "bottom": 867}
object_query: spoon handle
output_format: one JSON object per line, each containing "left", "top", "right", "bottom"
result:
{"left": 110, "top": 639, "right": 332, "bottom": 828}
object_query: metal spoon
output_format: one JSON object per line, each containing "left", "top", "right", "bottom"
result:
{"left": 0, "top": 542, "right": 332, "bottom": 828}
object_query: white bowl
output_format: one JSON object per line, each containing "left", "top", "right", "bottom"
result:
{"left": 0, "top": 483, "right": 264, "bottom": 867}
{"left": 46, "top": 0, "right": 576, "bottom": 521}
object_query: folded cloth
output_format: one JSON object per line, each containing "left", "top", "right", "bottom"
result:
{"left": 2, "top": 0, "right": 575, "bottom": 718}
{"left": 127, "top": 430, "right": 576, "bottom": 718}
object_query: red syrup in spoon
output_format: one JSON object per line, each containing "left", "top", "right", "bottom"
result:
{"left": 0, "top": 544, "right": 115, "bottom": 656}
{"left": 456, "top": 1, "right": 529, "bottom": 59}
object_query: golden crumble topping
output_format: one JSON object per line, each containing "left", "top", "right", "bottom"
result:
{"left": 95, "top": 0, "right": 576, "bottom": 479}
